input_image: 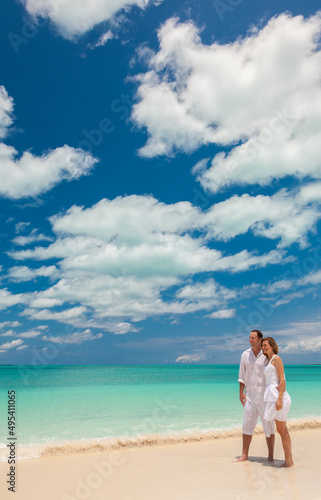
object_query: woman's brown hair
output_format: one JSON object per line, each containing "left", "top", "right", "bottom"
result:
{"left": 261, "top": 336, "right": 279, "bottom": 357}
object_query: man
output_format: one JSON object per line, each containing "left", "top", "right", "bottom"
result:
{"left": 238, "top": 329, "right": 275, "bottom": 462}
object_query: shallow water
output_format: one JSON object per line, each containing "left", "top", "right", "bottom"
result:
{"left": 0, "top": 365, "right": 320, "bottom": 460}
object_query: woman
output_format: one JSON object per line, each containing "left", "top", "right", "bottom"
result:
{"left": 261, "top": 337, "right": 294, "bottom": 467}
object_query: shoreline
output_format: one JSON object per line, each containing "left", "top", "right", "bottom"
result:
{"left": 0, "top": 427, "right": 320, "bottom": 499}
{"left": 1, "top": 416, "right": 320, "bottom": 463}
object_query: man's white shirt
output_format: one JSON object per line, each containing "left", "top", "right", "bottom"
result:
{"left": 238, "top": 348, "right": 266, "bottom": 403}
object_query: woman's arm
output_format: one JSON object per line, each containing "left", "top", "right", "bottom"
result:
{"left": 273, "top": 356, "right": 286, "bottom": 410}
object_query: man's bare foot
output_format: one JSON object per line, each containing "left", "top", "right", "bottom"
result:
{"left": 267, "top": 457, "right": 274, "bottom": 462}
{"left": 237, "top": 456, "right": 248, "bottom": 462}
{"left": 279, "top": 461, "right": 294, "bottom": 468}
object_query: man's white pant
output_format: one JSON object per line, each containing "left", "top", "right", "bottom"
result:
{"left": 242, "top": 400, "right": 275, "bottom": 437}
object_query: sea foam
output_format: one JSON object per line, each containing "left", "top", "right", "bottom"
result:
{"left": 0, "top": 417, "right": 320, "bottom": 462}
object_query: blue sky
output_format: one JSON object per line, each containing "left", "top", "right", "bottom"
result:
{"left": 1, "top": 0, "right": 321, "bottom": 365}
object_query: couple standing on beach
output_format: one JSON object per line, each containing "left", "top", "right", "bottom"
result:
{"left": 238, "top": 329, "right": 294, "bottom": 467}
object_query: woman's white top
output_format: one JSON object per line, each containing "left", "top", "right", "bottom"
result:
{"left": 263, "top": 355, "right": 291, "bottom": 422}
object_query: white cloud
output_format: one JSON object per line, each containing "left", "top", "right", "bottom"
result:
{"left": 0, "top": 87, "right": 98, "bottom": 199}
{"left": 207, "top": 308, "right": 236, "bottom": 319}
{"left": 88, "top": 30, "right": 113, "bottom": 49}
{"left": 299, "top": 269, "right": 321, "bottom": 285}
{"left": 42, "top": 328, "right": 102, "bottom": 344}
{"left": 28, "top": 297, "right": 63, "bottom": 308}
{"left": 20, "top": 329, "right": 47, "bottom": 338}
{"left": 212, "top": 249, "right": 290, "bottom": 273}
{"left": 0, "top": 330, "right": 16, "bottom": 337}
{"left": 0, "top": 325, "right": 49, "bottom": 338}
{"left": 283, "top": 336, "right": 321, "bottom": 353}
{"left": 113, "top": 322, "right": 140, "bottom": 334}
{"left": 12, "top": 230, "right": 53, "bottom": 246}
{"left": 15, "top": 329, "right": 44, "bottom": 338}
{"left": 131, "top": 14, "right": 321, "bottom": 193}
{"left": 176, "top": 279, "right": 235, "bottom": 301}
{"left": 0, "top": 339, "right": 23, "bottom": 353}
{"left": 265, "top": 280, "right": 294, "bottom": 295}
{"left": 16, "top": 344, "right": 28, "bottom": 350}
{"left": 21, "top": 0, "right": 162, "bottom": 40}
{"left": 265, "top": 320, "right": 321, "bottom": 354}
{"left": 0, "top": 143, "right": 97, "bottom": 199}
{"left": 8, "top": 265, "right": 58, "bottom": 282}
{"left": 176, "top": 279, "right": 236, "bottom": 313}
{"left": 10, "top": 195, "right": 288, "bottom": 276}
{"left": 15, "top": 222, "right": 31, "bottom": 234}
{"left": 18, "top": 233, "right": 218, "bottom": 274}
{"left": 233, "top": 265, "right": 320, "bottom": 311}
{"left": 0, "top": 321, "right": 21, "bottom": 329}
{"left": 0, "top": 85, "right": 14, "bottom": 139}
{"left": 0, "top": 288, "right": 27, "bottom": 310}
{"left": 8, "top": 183, "right": 318, "bottom": 256}
{"left": 50, "top": 195, "right": 202, "bottom": 244}
{"left": 274, "top": 291, "right": 305, "bottom": 307}
{"left": 203, "top": 185, "right": 321, "bottom": 248}
{"left": 7, "top": 195, "right": 289, "bottom": 324}
{"left": 22, "top": 306, "right": 87, "bottom": 321}
{"left": 21, "top": 273, "right": 214, "bottom": 321}
{"left": 175, "top": 353, "right": 207, "bottom": 363}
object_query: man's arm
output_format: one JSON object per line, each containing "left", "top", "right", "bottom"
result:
{"left": 239, "top": 382, "right": 246, "bottom": 405}
{"left": 238, "top": 353, "right": 246, "bottom": 405}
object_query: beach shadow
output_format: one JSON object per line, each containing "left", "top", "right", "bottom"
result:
{"left": 262, "top": 460, "right": 285, "bottom": 468}
{"left": 251, "top": 456, "right": 284, "bottom": 467}
{"left": 235, "top": 456, "right": 283, "bottom": 467}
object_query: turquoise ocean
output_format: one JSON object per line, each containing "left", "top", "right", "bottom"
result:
{"left": 1, "top": 365, "right": 321, "bottom": 460}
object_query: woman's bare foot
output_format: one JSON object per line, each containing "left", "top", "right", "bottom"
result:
{"left": 280, "top": 461, "right": 294, "bottom": 468}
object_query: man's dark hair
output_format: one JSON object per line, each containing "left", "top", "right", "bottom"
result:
{"left": 251, "top": 329, "right": 263, "bottom": 339}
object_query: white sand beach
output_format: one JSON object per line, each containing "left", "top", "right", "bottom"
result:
{"left": 0, "top": 428, "right": 320, "bottom": 500}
